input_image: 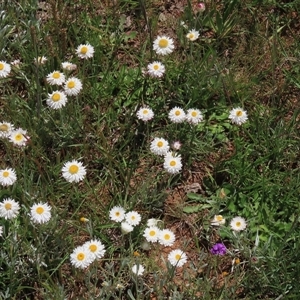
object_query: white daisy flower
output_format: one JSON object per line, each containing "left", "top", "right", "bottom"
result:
{"left": 0, "top": 121, "right": 14, "bottom": 138}
{"left": 153, "top": 35, "right": 175, "bottom": 55}
{"left": 168, "top": 107, "right": 186, "bottom": 123}
{"left": 11, "top": 59, "right": 21, "bottom": 67}
{"left": 76, "top": 44, "right": 94, "bottom": 59}
{"left": 158, "top": 229, "right": 176, "bottom": 246}
{"left": 0, "top": 61, "right": 11, "bottom": 78}
{"left": 0, "top": 198, "right": 20, "bottom": 219}
{"left": 0, "top": 168, "right": 17, "bottom": 186}
{"left": 70, "top": 245, "right": 93, "bottom": 269}
{"left": 168, "top": 249, "right": 188, "bottom": 267}
{"left": 46, "top": 70, "right": 65, "bottom": 85}
{"left": 146, "top": 218, "right": 160, "bottom": 227}
{"left": 136, "top": 107, "right": 154, "bottom": 122}
{"left": 230, "top": 216, "right": 247, "bottom": 231}
{"left": 9, "top": 128, "right": 29, "bottom": 147}
{"left": 61, "top": 62, "right": 77, "bottom": 71}
{"left": 83, "top": 239, "right": 106, "bottom": 260}
{"left": 211, "top": 215, "right": 226, "bottom": 226}
{"left": 186, "top": 108, "right": 203, "bottom": 125}
{"left": 34, "top": 56, "right": 47, "bottom": 65}
{"left": 30, "top": 202, "right": 51, "bottom": 224}
{"left": 186, "top": 29, "right": 200, "bottom": 41}
{"left": 163, "top": 152, "right": 182, "bottom": 174}
{"left": 46, "top": 91, "right": 68, "bottom": 109}
{"left": 150, "top": 137, "right": 170, "bottom": 156}
{"left": 143, "top": 226, "right": 160, "bottom": 243}
{"left": 109, "top": 206, "right": 126, "bottom": 222}
{"left": 147, "top": 61, "right": 165, "bottom": 78}
{"left": 64, "top": 77, "right": 83, "bottom": 96}
{"left": 131, "top": 264, "right": 145, "bottom": 276}
{"left": 229, "top": 108, "right": 248, "bottom": 125}
{"left": 62, "top": 160, "right": 87, "bottom": 183}
{"left": 121, "top": 221, "right": 134, "bottom": 234}
{"left": 125, "top": 211, "right": 141, "bottom": 226}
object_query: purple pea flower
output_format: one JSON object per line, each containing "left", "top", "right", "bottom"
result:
{"left": 210, "top": 243, "right": 227, "bottom": 255}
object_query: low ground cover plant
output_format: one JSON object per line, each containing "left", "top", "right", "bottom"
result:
{"left": 0, "top": 0, "right": 300, "bottom": 299}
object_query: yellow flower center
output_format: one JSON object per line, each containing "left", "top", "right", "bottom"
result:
{"left": 175, "top": 254, "right": 181, "bottom": 260}
{"left": 69, "top": 165, "right": 79, "bottom": 174}
{"left": 170, "top": 160, "right": 176, "bottom": 166}
{"left": 77, "top": 253, "right": 85, "bottom": 261}
{"left": 157, "top": 141, "right": 163, "bottom": 147}
{"left": 216, "top": 215, "right": 223, "bottom": 221}
{"left": 188, "top": 33, "right": 194, "bottom": 39}
{"left": 52, "top": 93, "right": 61, "bottom": 102}
{"left": 175, "top": 110, "right": 181, "bottom": 116}
{"left": 36, "top": 207, "right": 44, "bottom": 214}
{"left": 0, "top": 63, "right": 4, "bottom": 70}
{"left": 52, "top": 72, "right": 60, "bottom": 79}
{"left": 131, "top": 216, "right": 136, "bottom": 220}
{"left": 149, "top": 230, "right": 156, "bottom": 236}
{"left": 80, "top": 46, "right": 88, "bottom": 54}
{"left": 3, "top": 171, "right": 9, "bottom": 177}
{"left": 158, "top": 39, "right": 168, "bottom": 48}
{"left": 67, "top": 81, "right": 75, "bottom": 89}
{"left": 236, "top": 221, "right": 241, "bottom": 227}
{"left": 0, "top": 124, "right": 8, "bottom": 132}
{"left": 164, "top": 234, "right": 170, "bottom": 240}
{"left": 4, "top": 203, "right": 12, "bottom": 210}
{"left": 89, "top": 245, "right": 97, "bottom": 252}
{"left": 143, "top": 109, "right": 148, "bottom": 114}
{"left": 115, "top": 212, "right": 120, "bottom": 216}
{"left": 15, "top": 133, "right": 23, "bottom": 141}
{"left": 153, "top": 64, "right": 159, "bottom": 70}
{"left": 236, "top": 110, "right": 243, "bottom": 117}
{"left": 191, "top": 111, "right": 197, "bottom": 117}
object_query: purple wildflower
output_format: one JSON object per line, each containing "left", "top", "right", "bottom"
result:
{"left": 210, "top": 243, "right": 227, "bottom": 255}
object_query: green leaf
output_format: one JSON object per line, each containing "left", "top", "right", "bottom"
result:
{"left": 186, "top": 192, "right": 203, "bottom": 201}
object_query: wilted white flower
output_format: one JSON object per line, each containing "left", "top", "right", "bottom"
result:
{"left": 186, "top": 29, "right": 200, "bottom": 41}
{"left": 131, "top": 264, "right": 145, "bottom": 276}
{"left": 121, "top": 222, "right": 134, "bottom": 234}
{"left": 211, "top": 215, "right": 226, "bottom": 226}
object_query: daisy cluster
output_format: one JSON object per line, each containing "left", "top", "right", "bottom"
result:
{"left": 0, "top": 121, "right": 29, "bottom": 147}
{"left": 44, "top": 44, "right": 93, "bottom": 110}
{"left": 109, "top": 207, "right": 188, "bottom": 271}
{"left": 0, "top": 197, "right": 51, "bottom": 224}
{"left": 70, "top": 239, "right": 106, "bottom": 269}
{"left": 210, "top": 214, "right": 247, "bottom": 232}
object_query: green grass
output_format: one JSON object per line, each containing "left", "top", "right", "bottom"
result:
{"left": 0, "top": 0, "right": 300, "bottom": 298}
